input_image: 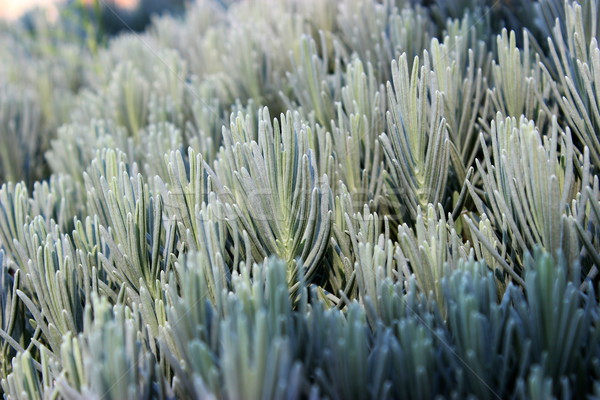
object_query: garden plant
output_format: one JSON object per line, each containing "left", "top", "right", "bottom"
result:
{"left": 1, "top": 0, "right": 600, "bottom": 398}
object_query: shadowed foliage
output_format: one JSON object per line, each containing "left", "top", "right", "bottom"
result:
{"left": 1, "top": 0, "right": 600, "bottom": 399}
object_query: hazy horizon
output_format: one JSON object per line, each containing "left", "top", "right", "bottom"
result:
{"left": 0, "top": 0, "right": 138, "bottom": 20}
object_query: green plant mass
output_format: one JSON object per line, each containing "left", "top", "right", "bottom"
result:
{"left": 2, "top": 0, "right": 600, "bottom": 398}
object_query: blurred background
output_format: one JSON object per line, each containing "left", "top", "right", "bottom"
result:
{"left": 0, "top": 0, "right": 193, "bottom": 186}
{"left": 0, "top": 0, "right": 187, "bottom": 33}
{"left": 0, "top": 0, "right": 66, "bottom": 20}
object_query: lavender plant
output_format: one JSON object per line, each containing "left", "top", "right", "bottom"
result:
{"left": 1, "top": 0, "right": 600, "bottom": 399}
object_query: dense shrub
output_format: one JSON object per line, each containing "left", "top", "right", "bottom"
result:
{"left": 1, "top": 0, "right": 600, "bottom": 398}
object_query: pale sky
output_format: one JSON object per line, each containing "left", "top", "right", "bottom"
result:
{"left": 0, "top": 0, "right": 58, "bottom": 20}
{"left": 0, "top": 0, "right": 138, "bottom": 20}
